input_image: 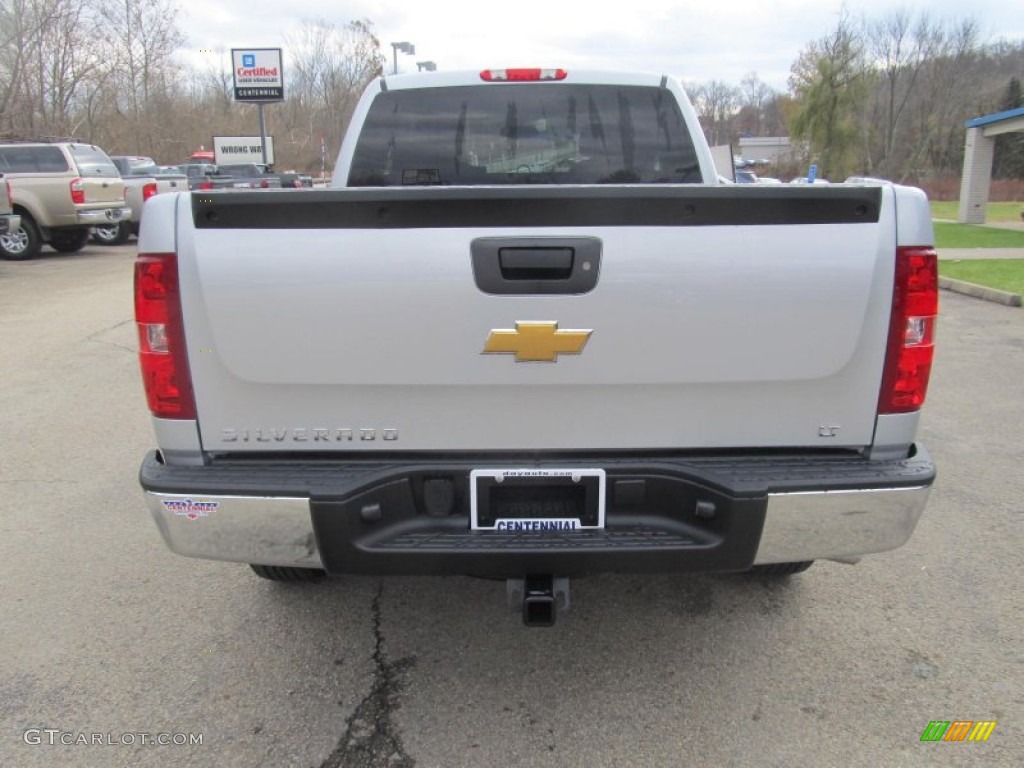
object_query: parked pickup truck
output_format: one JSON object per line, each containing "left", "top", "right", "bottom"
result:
{"left": 177, "top": 163, "right": 282, "bottom": 191}
{"left": 91, "top": 156, "right": 188, "bottom": 244}
{"left": 135, "top": 69, "right": 937, "bottom": 625}
{"left": 178, "top": 163, "right": 233, "bottom": 191}
{"left": 111, "top": 156, "right": 189, "bottom": 194}
{"left": 91, "top": 174, "right": 155, "bottom": 244}
{"left": 230, "top": 164, "right": 313, "bottom": 189}
{"left": 214, "top": 163, "right": 285, "bottom": 189}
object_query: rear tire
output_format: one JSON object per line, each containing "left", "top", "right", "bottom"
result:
{"left": 49, "top": 229, "right": 90, "bottom": 253}
{"left": 0, "top": 215, "right": 42, "bottom": 260}
{"left": 91, "top": 222, "right": 131, "bottom": 245}
{"left": 249, "top": 564, "right": 326, "bottom": 582}
{"left": 748, "top": 561, "right": 814, "bottom": 576}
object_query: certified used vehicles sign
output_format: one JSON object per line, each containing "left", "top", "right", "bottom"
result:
{"left": 231, "top": 48, "right": 284, "bottom": 102}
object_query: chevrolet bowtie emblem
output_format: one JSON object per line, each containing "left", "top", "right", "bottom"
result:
{"left": 482, "top": 321, "right": 593, "bottom": 362}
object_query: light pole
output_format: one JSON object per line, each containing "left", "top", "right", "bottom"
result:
{"left": 391, "top": 41, "right": 415, "bottom": 75}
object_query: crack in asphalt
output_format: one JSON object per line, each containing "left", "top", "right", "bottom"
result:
{"left": 86, "top": 319, "right": 137, "bottom": 353}
{"left": 320, "top": 581, "right": 416, "bottom": 768}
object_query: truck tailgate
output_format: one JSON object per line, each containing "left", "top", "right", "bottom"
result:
{"left": 175, "top": 186, "right": 895, "bottom": 452}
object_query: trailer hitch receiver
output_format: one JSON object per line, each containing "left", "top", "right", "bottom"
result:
{"left": 507, "top": 575, "right": 570, "bottom": 627}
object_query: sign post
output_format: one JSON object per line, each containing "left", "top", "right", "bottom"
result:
{"left": 231, "top": 48, "right": 284, "bottom": 167}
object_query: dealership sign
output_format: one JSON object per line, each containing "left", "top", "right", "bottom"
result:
{"left": 231, "top": 48, "right": 284, "bottom": 102}
{"left": 213, "top": 136, "right": 275, "bottom": 165}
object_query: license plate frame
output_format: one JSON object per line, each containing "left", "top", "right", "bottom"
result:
{"left": 469, "top": 468, "right": 606, "bottom": 531}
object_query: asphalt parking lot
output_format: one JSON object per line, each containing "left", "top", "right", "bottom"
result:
{"left": 1, "top": 244, "right": 1022, "bottom": 768}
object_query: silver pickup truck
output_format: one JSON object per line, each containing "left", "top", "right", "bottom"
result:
{"left": 91, "top": 157, "right": 188, "bottom": 245}
{"left": 135, "top": 69, "right": 937, "bottom": 625}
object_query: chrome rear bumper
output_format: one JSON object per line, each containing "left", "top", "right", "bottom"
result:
{"left": 0, "top": 214, "right": 20, "bottom": 235}
{"left": 143, "top": 478, "right": 931, "bottom": 571}
{"left": 145, "top": 495, "right": 322, "bottom": 568}
{"left": 754, "top": 485, "right": 930, "bottom": 564}
{"left": 77, "top": 207, "right": 131, "bottom": 225}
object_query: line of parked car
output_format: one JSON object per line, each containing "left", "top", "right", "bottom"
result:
{"left": 0, "top": 139, "right": 316, "bottom": 259}
{"left": 0, "top": 141, "right": 131, "bottom": 260}
{"left": 177, "top": 161, "right": 313, "bottom": 191}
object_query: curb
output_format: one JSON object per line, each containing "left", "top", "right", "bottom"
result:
{"left": 939, "top": 277, "right": 1022, "bottom": 307}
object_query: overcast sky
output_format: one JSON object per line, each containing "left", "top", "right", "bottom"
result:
{"left": 178, "top": 0, "right": 1024, "bottom": 91}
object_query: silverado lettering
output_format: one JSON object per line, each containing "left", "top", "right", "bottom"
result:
{"left": 221, "top": 428, "right": 399, "bottom": 442}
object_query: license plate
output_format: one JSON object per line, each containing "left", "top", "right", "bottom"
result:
{"left": 470, "top": 469, "right": 606, "bottom": 531}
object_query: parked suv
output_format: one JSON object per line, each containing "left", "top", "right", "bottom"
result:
{"left": 0, "top": 141, "right": 130, "bottom": 260}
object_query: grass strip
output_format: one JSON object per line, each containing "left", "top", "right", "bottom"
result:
{"left": 938, "top": 259, "right": 1024, "bottom": 296}
{"left": 930, "top": 201, "right": 1023, "bottom": 223}
{"left": 934, "top": 222, "right": 1024, "bottom": 249}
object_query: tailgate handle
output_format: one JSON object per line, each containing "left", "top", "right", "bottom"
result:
{"left": 499, "top": 248, "right": 573, "bottom": 280}
{"left": 472, "top": 237, "right": 602, "bottom": 295}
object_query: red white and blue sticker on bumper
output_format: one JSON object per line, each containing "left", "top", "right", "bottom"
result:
{"left": 161, "top": 498, "right": 220, "bottom": 520}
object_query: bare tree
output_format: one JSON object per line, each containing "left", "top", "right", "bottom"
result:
{"left": 282, "top": 19, "right": 384, "bottom": 169}
{"left": 0, "top": 0, "right": 103, "bottom": 138}
{"left": 737, "top": 71, "right": 775, "bottom": 136}
{"left": 862, "top": 11, "right": 976, "bottom": 179}
{"left": 35, "top": 0, "right": 105, "bottom": 138}
{"left": 688, "top": 80, "right": 740, "bottom": 145}
{"left": 94, "top": 0, "right": 187, "bottom": 153}
{"left": 0, "top": 0, "right": 47, "bottom": 132}
{"left": 903, "top": 18, "right": 981, "bottom": 178}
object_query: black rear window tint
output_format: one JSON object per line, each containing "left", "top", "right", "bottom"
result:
{"left": 348, "top": 84, "right": 701, "bottom": 186}
{"left": 69, "top": 145, "right": 119, "bottom": 177}
{"left": 0, "top": 146, "right": 69, "bottom": 173}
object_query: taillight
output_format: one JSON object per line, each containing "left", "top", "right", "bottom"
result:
{"left": 260, "top": 179, "right": 270, "bottom": 188}
{"left": 135, "top": 252, "right": 196, "bottom": 419}
{"left": 142, "top": 182, "right": 158, "bottom": 201}
{"left": 70, "top": 177, "right": 85, "bottom": 204}
{"left": 199, "top": 180, "right": 213, "bottom": 190}
{"left": 480, "top": 68, "right": 568, "bottom": 82}
{"left": 878, "top": 246, "right": 938, "bottom": 414}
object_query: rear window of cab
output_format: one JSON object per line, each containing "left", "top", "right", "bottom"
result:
{"left": 69, "top": 145, "right": 119, "bottom": 177}
{"left": 348, "top": 83, "right": 701, "bottom": 187}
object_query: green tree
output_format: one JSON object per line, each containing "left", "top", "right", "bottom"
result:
{"left": 788, "top": 11, "right": 869, "bottom": 179}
